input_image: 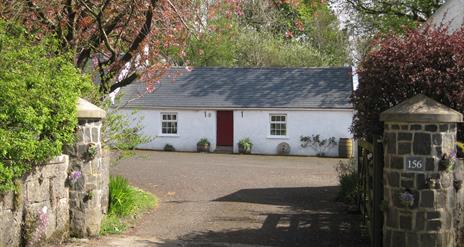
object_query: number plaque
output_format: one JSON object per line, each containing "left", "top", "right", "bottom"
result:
{"left": 405, "top": 157, "right": 425, "bottom": 172}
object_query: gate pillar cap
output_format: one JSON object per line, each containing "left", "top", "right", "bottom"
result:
{"left": 380, "top": 94, "right": 463, "bottom": 123}
{"left": 77, "top": 98, "right": 106, "bottom": 119}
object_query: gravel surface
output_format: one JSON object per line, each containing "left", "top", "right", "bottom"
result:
{"left": 61, "top": 151, "right": 368, "bottom": 247}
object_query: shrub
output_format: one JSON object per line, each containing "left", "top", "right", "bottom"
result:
{"left": 336, "top": 159, "right": 360, "bottom": 205}
{"left": 300, "top": 135, "right": 337, "bottom": 156}
{"left": 197, "top": 138, "right": 210, "bottom": 146}
{"left": 238, "top": 138, "right": 253, "bottom": 153}
{"left": 352, "top": 27, "right": 464, "bottom": 140}
{"left": 0, "top": 21, "right": 92, "bottom": 191}
{"left": 163, "top": 144, "right": 175, "bottom": 152}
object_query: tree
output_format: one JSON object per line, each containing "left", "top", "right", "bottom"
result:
{"left": 184, "top": 0, "right": 350, "bottom": 67}
{"left": 337, "top": 0, "right": 445, "bottom": 34}
{"left": 0, "top": 0, "right": 196, "bottom": 93}
{"left": 352, "top": 27, "right": 464, "bottom": 140}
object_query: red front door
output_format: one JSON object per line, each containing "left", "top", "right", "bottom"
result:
{"left": 217, "top": 111, "right": 234, "bottom": 146}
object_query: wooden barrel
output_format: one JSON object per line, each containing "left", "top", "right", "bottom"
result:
{"left": 339, "top": 138, "right": 353, "bottom": 158}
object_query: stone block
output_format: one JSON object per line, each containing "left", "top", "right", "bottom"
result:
{"left": 55, "top": 198, "right": 69, "bottom": 233}
{"left": 384, "top": 124, "right": 390, "bottom": 130}
{"left": 407, "top": 233, "right": 420, "bottom": 247}
{"left": 387, "top": 172, "right": 400, "bottom": 187}
{"left": 420, "top": 190, "right": 435, "bottom": 208}
{"left": 84, "top": 127, "right": 91, "bottom": 143}
{"left": 432, "top": 134, "right": 442, "bottom": 145}
{"left": 416, "top": 211, "right": 425, "bottom": 230}
{"left": 401, "top": 179, "right": 414, "bottom": 188}
{"left": 398, "top": 132, "right": 413, "bottom": 141}
{"left": 425, "top": 124, "right": 438, "bottom": 132}
{"left": 427, "top": 219, "right": 442, "bottom": 231}
{"left": 439, "top": 124, "right": 448, "bottom": 132}
{"left": 450, "top": 123, "right": 456, "bottom": 132}
{"left": 410, "top": 124, "right": 422, "bottom": 131}
{"left": 413, "top": 133, "right": 431, "bottom": 155}
{"left": 391, "top": 156, "right": 404, "bottom": 170}
{"left": 392, "top": 231, "right": 406, "bottom": 247}
{"left": 386, "top": 208, "right": 399, "bottom": 227}
{"left": 401, "top": 125, "right": 409, "bottom": 130}
{"left": 398, "top": 143, "right": 412, "bottom": 155}
{"left": 91, "top": 127, "right": 100, "bottom": 143}
{"left": 416, "top": 174, "right": 426, "bottom": 189}
{"left": 386, "top": 132, "right": 397, "bottom": 154}
{"left": 400, "top": 214, "right": 412, "bottom": 230}
{"left": 421, "top": 233, "right": 438, "bottom": 247}
{"left": 392, "top": 124, "right": 400, "bottom": 130}
{"left": 384, "top": 229, "right": 392, "bottom": 247}
{"left": 25, "top": 177, "right": 50, "bottom": 203}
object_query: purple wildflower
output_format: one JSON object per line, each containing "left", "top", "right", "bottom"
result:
{"left": 400, "top": 191, "right": 414, "bottom": 203}
{"left": 69, "top": 171, "right": 82, "bottom": 183}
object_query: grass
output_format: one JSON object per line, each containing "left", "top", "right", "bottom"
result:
{"left": 100, "top": 175, "right": 157, "bottom": 235}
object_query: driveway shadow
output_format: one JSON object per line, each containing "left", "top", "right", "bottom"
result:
{"left": 157, "top": 186, "right": 368, "bottom": 247}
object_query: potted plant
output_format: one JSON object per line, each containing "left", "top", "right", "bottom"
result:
{"left": 238, "top": 138, "right": 253, "bottom": 154}
{"left": 399, "top": 191, "right": 415, "bottom": 208}
{"left": 440, "top": 152, "right": 456, "bottom": 172}
{"left": 197, "top": 138, "right": 210, "bottom": 152}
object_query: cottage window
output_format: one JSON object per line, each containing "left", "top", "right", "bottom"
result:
{"left": 161, "top": 113, "right": 178, "bottom": 135}
{"left": 270, "top": 114, "right": 287, "bottom": 136}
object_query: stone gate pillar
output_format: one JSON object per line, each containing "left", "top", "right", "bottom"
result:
{"left": 380, "top": 95, "right": 463, "bottom": 247}
{"left": 66, "top": 98, "right": 108, "bottom": 237}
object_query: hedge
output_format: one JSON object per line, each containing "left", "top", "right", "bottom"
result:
{"left": 0, "top": 22, "right": 92, "bottom": 191}
{"left": 352, "top": 26, "right": 464, "bottom": 140}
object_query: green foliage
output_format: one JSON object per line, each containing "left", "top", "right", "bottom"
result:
{"left": 238, "top": 138, "right": 253, "bottom": 153}
{"left": 336, "top": 159, "right": 360, "bottom": 205}
{"left": 108, "top": 175, "right": 156, "bottom": 216}
{"left": 100, "top": 214, "right": 127, "bottom": 235}
{"left": 341, "top": 0, "right": 443, "bottom": 35}
{"left": 0, "top": 21, "right": 92, "bottom": 191}
{"left": 197, "top": 138, "right": 210, "bottom": 146}
{"left": 103, "top": 175, "right": 156, "bottom": 235}
{"left": 300, "top": 135, "right": 337, "bottom": 156}
{"left": 184, "top": 1, "right": 349, "bottom": 67}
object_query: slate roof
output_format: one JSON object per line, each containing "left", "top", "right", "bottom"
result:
{"left": 119, "top": 67, "right": 353, "bottom": 109}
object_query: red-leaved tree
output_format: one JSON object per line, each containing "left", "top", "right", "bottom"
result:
{"left": 0, "top": 0, "right": 201, "bottom": 93}
{"left": 352, "top": 26, "right": 464, "bottom": 140}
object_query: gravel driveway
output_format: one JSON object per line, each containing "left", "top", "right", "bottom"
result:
{"left": 65, "top": 151, "right": 367, "bottom": 247}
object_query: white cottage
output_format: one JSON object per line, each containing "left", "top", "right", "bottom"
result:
{"left": 118, "top": 67, "right": 354, "bottom": 156}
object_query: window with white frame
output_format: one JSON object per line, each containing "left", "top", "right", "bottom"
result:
{"left": 161, "top": 113, "right": 177, "bottom": 135}
{"left": 270, "top": 114, "right": 287, "bottom": 136}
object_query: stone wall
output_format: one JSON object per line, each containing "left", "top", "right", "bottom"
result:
{"left": 0, "top": 156, "right": 70, "bottom": 247}
{"left": 0, "top": 98, "right": 108, "bottom": 247}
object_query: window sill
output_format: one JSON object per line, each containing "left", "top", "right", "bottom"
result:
{"left": 267, "top": 136, "right": 289, "bottom": 140}
{"left": 158, "top": 134, "right": 179, "bottom": 137}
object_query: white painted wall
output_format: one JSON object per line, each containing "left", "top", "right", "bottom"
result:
{"left": 120, "top": 108, "right": 353, "bottom": 156}
{"left": 119, "top": 109, "right": 217, "bottom": 152}
{"left": 233, "top": 110, "right": 353, "bottom": 156}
